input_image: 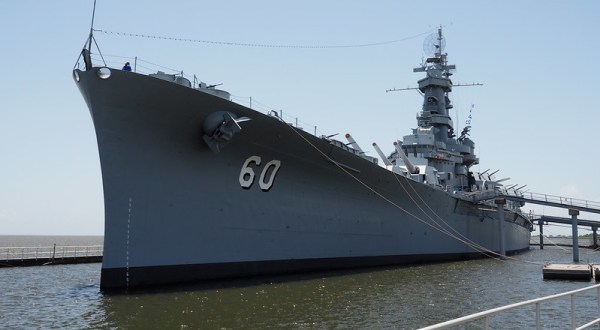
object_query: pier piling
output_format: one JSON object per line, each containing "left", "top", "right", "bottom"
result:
{"left": 569, "top": 208, "right": 580, "bottom": 262}
{"left": 539, "top": 220, "right": 544, "bottom": 250}
{"left": 495, "top": 198, "right": 506, "bottom": 256}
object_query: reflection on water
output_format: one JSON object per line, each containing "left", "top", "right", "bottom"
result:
{"left": 2, "top": 246, "right": 599, "bottom": 329}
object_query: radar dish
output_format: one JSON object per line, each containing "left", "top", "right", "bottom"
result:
{"left": 423, "top": 32, "right": 446, "bottom": 56}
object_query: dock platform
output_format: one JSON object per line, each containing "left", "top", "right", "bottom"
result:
{"left": 543, "top": 264, "right": 592, "bottom": 280}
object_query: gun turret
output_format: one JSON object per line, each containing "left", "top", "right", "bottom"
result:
{"left": 345, "top": 133, "right": 365, "bottom": 155}
{"left": 394, "top": 141, "right": 419, "bottom": 174}
{"left": 372, "top": 143, "right": 392, "bottom": 166}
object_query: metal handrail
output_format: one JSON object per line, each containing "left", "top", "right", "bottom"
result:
{"left": 504, "top": 191, "right": 600, "bottom": 209}
{"left": 469, "top": 190, "right": 600, "bottom": 211}
{"left": 1, "top": 245, "right": 103, "bottom": 261}
{"left": 419, "top": 283, "right": 600, "bottom": 330}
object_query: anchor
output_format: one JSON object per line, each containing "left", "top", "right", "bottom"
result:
{"left": 202, "top": 111, "right": 251, "bottom": 153}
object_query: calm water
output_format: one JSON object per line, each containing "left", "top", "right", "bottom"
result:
{"left": 1, "top": 236, "right": 599, "bottom": 329}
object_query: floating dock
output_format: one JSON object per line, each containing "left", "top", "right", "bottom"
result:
{"left": 543, "top": 264, "right": 592, "bottom": 280}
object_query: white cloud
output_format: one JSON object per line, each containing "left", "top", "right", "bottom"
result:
{"left": 558, "top": 184, "right": 583, "bottom": 199}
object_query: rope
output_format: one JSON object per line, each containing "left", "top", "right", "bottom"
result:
{"left": 280, "top": 121, "right": 543, "bottom": 265}
{"left": 539, "top": 226, "right": 591, "bottom": 253}
{"left": 387, "top": 167, "right": 544, "bottom": 265}
{"left": 93, "top": 27, "right": 437, "bottom": 49}
{"left": 388, "top": 168, "right": 509, "bottom": 262}
{"left": 537, "top": 234, "right": 571, "bottom": 252}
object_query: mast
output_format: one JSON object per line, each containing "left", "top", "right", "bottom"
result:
{"left": 79, "top": 0, "right": 105, "bottom": 71}
{"left": 384, "top": 27, "right": 483, "bottom": 191}
{"left": 412, "top": 27, "right": 456, "bottom": 142}
{"left": 87, "top": 0, "right": 97, "bottom": 52}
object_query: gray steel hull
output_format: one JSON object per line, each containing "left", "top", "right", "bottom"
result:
{"left": 74, "top": 68, "right": 531, "bottom": 290}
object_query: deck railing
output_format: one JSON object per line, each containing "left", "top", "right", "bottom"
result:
{"left": 420, "top": 283, "right": 600, "bottom": 330}
{"left": 0, "top": 245, "right": 103, "bottom": 261}
{"left": 79, "top": 54, "right": 327, "bottom": 139}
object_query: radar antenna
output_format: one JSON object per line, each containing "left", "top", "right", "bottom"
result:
{"left": 387, "top": 27, "right": 482, "bottom": 93}
{"left": 423, "top": 28, "right": 446, "bottom": 57}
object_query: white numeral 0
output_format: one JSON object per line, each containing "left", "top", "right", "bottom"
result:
{"left": 258, "top": 159, "right": 281, "bottom": 191}
{"left": 239, "top": 156, "right": 281, "bottom": 191}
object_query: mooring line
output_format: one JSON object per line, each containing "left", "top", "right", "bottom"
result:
{"left": 281, "top": 121, "right": 544, "bottom": 266}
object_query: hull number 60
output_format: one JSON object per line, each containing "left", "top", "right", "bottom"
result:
{"left": 239, "top": 156, "right": 281, "bottom": 191}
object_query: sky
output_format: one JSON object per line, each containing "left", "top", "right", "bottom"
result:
{"left": 1, "top": 1, "right": 599, "bottom": 236}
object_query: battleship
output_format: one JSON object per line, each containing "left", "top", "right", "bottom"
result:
{"left": 74, "top": 27, "right": 532, "bottom": 290}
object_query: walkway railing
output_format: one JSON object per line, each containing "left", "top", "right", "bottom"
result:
{"left": 1, "top": 245, "right": 103, "bottom": 261}
{"left": 505, "top": 192, "right": 600, "bottom": 210}
{"left": 420, "top": 284, "right": 600, "bottom": 330}
{"left": 468, "top": 190, "right": 600, "bottom": 214}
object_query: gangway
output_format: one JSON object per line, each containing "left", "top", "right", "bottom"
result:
{"left": 535, "top": 215, "right": 600, "bottom": 228}
{"left": 468, "top": 191, "right": 600, "bottom": 214}
{"left": 500, "top": 192, "right": 600, "bottom": 215}
{"left": 467, "top": 191, "right": 600, "bottom": 261}
{"left": 532, "top": 215, "right": 600, "bottom": 250}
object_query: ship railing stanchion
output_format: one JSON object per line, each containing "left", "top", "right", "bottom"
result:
{"left": 571, "top": 294, "right": 576, "bottom": 330}
{"left": 597, "top": 286, "right": 600, "bottom": 325}
{"left": 535, "top": 302, "right": 541, "bottom": 330}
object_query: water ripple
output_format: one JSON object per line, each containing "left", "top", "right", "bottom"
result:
{"left": 1, "top": 247, "right": 599, "bottom": 329}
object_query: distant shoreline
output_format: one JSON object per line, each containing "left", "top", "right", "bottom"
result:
{"left": 0, "top": 235, "right": 104, "bottom": 247}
